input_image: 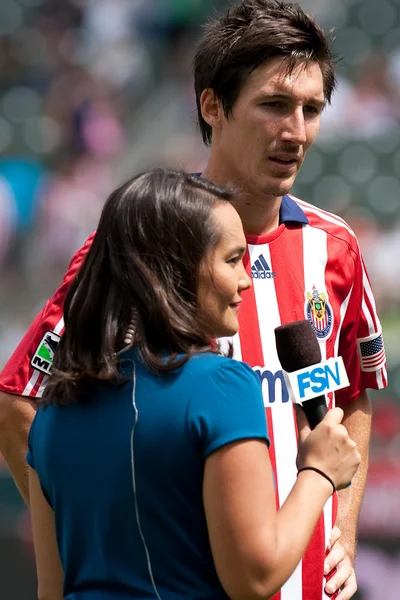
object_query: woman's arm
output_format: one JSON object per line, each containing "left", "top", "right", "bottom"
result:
{"left": 203, "top": 408, "right": 360, "bottom": 600}
{"left": 0, "top": 392, "right": 36, "bottom": 503}
{"left": 29, "top": 468, "right": 64, "bottom": 600}
{"left": 204, "top": 438, "right": 332, "bottom": 600}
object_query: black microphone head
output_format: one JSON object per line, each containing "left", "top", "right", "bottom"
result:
{"left": 274, "top": 320, "right": 321, "bottom": 372}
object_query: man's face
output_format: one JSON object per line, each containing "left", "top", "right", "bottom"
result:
{"left": 213, "top": 57, "right": 325, "bottom": 199}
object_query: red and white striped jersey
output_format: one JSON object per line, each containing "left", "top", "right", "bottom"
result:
{"left": 0, "top": 194, "right": 387, "bottom": 600}
{"left": 232, "top": 194, "right": 387, "bottom": 600}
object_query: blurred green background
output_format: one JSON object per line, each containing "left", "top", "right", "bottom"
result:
{"left": 0, "top": 1, "right": 399, "bottom": 598}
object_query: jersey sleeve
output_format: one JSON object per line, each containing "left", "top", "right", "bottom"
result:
{"left": 188, "top": 358, "right": 269, "bottom": 457}
{"left": 335, "top": 244, "right": 387, "bottom": 406}
{"left": 0, "top": 232, "right": 96, "bottom": 398}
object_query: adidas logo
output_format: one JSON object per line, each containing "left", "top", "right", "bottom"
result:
{"left": 251, "top": 254, "right": 277, "bottom": 279}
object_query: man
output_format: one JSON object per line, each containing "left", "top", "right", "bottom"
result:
{"left": 0, "top": 1, "right": 386, "bottom": 599}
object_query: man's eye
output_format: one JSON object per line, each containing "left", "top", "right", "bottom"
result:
{"left": 304, "top": 105, "right": 319, "bottom": 115}
{"left": 262, "top": 101, "right": 282, "bottom": 108}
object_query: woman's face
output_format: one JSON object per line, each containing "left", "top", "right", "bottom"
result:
{"left": 197, "top": 203, "right": 251, "bottom": 338}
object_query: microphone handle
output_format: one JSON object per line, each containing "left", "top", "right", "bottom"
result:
{"left": 301, "top": 396, "right": 328, "bottom": 430}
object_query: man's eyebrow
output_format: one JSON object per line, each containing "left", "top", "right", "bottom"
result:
{"left": 255, "top": 92, "right": 326, "bottom": 108}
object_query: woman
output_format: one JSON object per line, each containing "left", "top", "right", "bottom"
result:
{"left": 27, "top": 169, "right": 360, "bottom": 600}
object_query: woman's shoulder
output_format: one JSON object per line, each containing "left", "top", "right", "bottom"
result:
{"left": 188, "top": 353, "right": 258, "bottom": 383}
{"left": 118, "top": 347, "right": 259, "bottom": 390}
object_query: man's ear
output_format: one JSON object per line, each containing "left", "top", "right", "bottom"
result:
{"left": 200, "top": 89, "right": 224, "bottom": 133}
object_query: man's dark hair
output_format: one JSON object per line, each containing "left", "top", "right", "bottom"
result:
{"left": 193, "top": 0, "right": 337, "bottom": 145}
{"left": 42, "top": 169, "right": 235, "bottom": 406}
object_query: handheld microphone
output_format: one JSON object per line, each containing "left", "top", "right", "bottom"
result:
{"left": 274, "top": 320, "right": 349, "bottom": 429}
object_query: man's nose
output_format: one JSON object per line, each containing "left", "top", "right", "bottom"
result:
{"left": 280, "top": 108, "right": 307, "bottom": 146}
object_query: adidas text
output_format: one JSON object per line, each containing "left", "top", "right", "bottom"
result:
{"left": 252, "top": 270, "right": 277, "bottom": 279}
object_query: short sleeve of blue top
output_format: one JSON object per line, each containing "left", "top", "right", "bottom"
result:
{"left": 27, "top": 351, "right": 269, "bottom": 600}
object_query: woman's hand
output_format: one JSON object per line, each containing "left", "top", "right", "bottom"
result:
{"left": 295, "top": 406, "right": 361, "bottom": 491}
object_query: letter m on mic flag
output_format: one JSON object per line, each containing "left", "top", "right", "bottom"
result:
{"left": 357, "top": 332, "right": 386, "bottom": 372}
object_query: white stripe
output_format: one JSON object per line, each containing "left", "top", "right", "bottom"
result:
{"left": 217, "top": 335, "right": 232, "bottom": 358}
{"left": 249, "top": 243, "right": 302, "bottom": 600}
{"left": 292, "top": 197, "right": 356, "bottom": 238}
{"left": 302, "top": 225, "right": 329, "bottom": 357}
{"left": 231, "top": 332, "right": 242, "bottom": 361}
{"left": 37, "top": 375, "right": 49, "bottom": 398}
{"left": 322, "top": 495, "right": 333, "bottom": 600}
{"left": 360, "top": 259, "right": 380, "bottom": 337}
{"left": 218, "top": 333, "right": 242, "bottom": 361}
{"left": 361, "top": 296, "right": 375, "bottom": 336}
{"left": 377, "top": 367, "right": 385, "bottom": 388}
{"left": 53, "top": 317, "right": 65, "bottom": 335}
{"left": 293, "top": 195, "right": 352, "bottom": 227}
{"left": 23, "top": 370, "right": 40, "bottom": 396}
{"left": 334, "top": 286, "right": 353, "bottom": 357}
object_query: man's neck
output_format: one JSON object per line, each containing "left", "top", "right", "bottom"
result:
{"left": 202, "top": 165, "right": 282, "bottom": 236}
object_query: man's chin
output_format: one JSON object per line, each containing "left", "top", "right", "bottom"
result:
{"left": 260, "top": 174, "right": 295, "bottom": 198}
{"left": 263, "top": 183, "right": 293, "bottom": 198}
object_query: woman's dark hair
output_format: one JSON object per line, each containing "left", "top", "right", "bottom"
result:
{"left": 42, "top": 169, "right": 235, "bottom": 406}
{"left": 193, "top": 0, "right": 337, "bottom": 146}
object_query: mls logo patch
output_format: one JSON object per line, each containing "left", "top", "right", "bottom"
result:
{"left": 31, "top": 331, "right": 61, "bottom": 375}
{"left": 305, "top": 285, "right": 333, "bottom": 340}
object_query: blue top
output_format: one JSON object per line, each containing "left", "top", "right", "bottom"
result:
{"left": 27, "top": 350, "right": 269, "bottom": 600}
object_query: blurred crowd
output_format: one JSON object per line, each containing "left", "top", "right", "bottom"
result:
{"left": 0, "top": 0, "right": 220, "bottom": 361}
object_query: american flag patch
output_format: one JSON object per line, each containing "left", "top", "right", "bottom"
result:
{"left": 357, "top": 332, "right": 386, "bottom": 372}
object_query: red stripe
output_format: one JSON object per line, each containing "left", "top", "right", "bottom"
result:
{"left": 362, "top": 350, "right": 385, "bottom": 366}
{"left": 363, "top": 289, "right": 378, "bottom": 331}
{"left": 363, "top": 360, "right": 385, "bottom": 369}
{"left": 325, "top": 233, "right": 352, "bottom": 358}
{"left": 332, "top": 491, "right": 338, "bottom": 524}
{"left": 363, "top": 360, "right": 385, "bottom": 368}
{"left": 239, "top": 250, "right": 279, "bottom": 484}
{"left": 31, "top": 374, "right": 44, "bottom": 397}
{"left": 238, "top": 250, "right": 265, "bottom": 363}
{"left": 270, "top": 225, "right": 305, "bottom": 326}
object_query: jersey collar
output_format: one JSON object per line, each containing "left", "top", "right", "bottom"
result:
{"left": 280, "top": 195, "right": 308, "bottom": 225}
{"left": 194, "top": 174, "right": 308, "bottom": 225}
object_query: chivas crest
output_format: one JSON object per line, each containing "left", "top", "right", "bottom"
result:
{"left": 305, "top": 285, "right": 333, "bottom": 339}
